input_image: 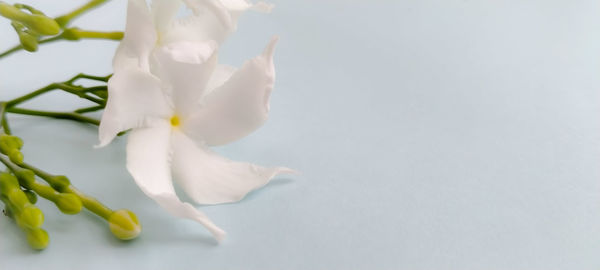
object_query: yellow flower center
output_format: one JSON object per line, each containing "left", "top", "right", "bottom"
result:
{"left": 170, "top": 115, "right": 181, "bottom": 127}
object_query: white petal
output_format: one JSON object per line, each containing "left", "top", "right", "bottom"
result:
{"left": 126, "top": 122, "right": 226, "bottom": 241}
{"left": 182, "top": 37, "right": 278, "bottom": 146}
{"left": 220, "top": 0, "right": 273, "bottom": 12}
{"left": 182, "top": 0, "right": 232, "bottom": 28}
{"left": 171, "top": 130, "right": 296, "bottom": 205}
{"left": 165, "top": 0, "right": 267, "bottom": 44}
{"left": 98, "top": 68, "right": 172, "bottom": 147}
{"left": 204, "top": 64, "right": 236, "bottom": 95}
{"left": 161, "top": 12, "right": 229, "bottom": 44}
{"left": 152, "top": 41, "right": 218, "bottom": 117}
{"left": 113, "top": 0, "right": 157, "bottom": 71}
{"left": 151, "top": 0, "right": 182, "bottom": 36}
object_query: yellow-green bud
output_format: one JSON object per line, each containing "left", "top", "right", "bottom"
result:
{"left": 16, "top": 205, "right": 43, "bottom": 229}
{"left": 26, "top": 228, "right": 49, "bottom": 250}
{"left": 49, "top": 175, "right": 70, "bottom": 192}
{"left": 0, "top": 3, "right": 59, "bottom": 36}
{"left": 0, "top": 172, "right": 18, "bottom": 193}
{"left": 0, "top": 3, "right": 26, "bottom": 21}
{"left": 55, "top": 193, "right": 82, "bottom": 215}
{"left": 108, "top": 209, "right": 141, "bottom": 240}
{"left": 23, "top": 190, "right": 37, "bottom": 204}
{"left": 14, "top": 169, "right": 35, "bottom": 187}
{"left": 17, "top": 30, "right": 38, "bottom": 52}
{"left": 0, "top": 134, "right": 23, "bottom": 154}
{"left": 20, "top": 14, "right": 60, "bottom": 36}
{"left": 8, "top": 149, "right": 24, "bottom": 165}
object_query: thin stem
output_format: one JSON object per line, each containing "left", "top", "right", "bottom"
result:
{"left": 7, "top": 107, "right": 100, "bottom": 126}
{"left": 38, "top": 35, "right": 64, "bottom": 45}
{"left": 5, "top": 83, "right": 57, "bottom": 107}
{"left": 0, "top": 28, "right": 118, "bottom": 60}
{"left": 72, "top": 30, "right": 123, "bottom": 40}
{"left": 66, "top": 73, "right": 111, "bottom": 84}
{"left": 20, "top": 162, "right": 114, "bottom": 220}
{"left": 0, "top": 36, "right": 64, "bottom": 59}
{"left": 55, "top": 0, "right": 110, "bottom": 28}
{"left": 55, "top": 83, "right": 105, "bottom": 105}
{"left": 0, "top": 44, "right": 22, "bottom": 59}
{"left": 0, "top": 155, "right": 60, "bottom": 202}
{"left": 0, "top": 102, "right": 11, "bottom": 135}
{"left": 66, "top": 186, "right": 112, "bottom": 220}
{"left": 74, "top": 105, "right": 104, "bottom": 114}
{"left": 82, "top": 85, "right": 108, "bottom": 92}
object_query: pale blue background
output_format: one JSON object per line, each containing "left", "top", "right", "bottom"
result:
{"left": 1, "top": 1, "right": 600, "bottom": 269}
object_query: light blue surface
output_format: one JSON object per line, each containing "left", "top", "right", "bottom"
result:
{"left": 1, "top": 1, "right": 600, "bottom": 269}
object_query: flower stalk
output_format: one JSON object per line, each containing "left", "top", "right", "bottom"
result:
{"left": 0, "top": 71, "right": 139, "bottom": 249}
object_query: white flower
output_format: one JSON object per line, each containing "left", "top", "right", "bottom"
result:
{"left": 98, "top": 0, "right": 294, "bottom": 242}
{"left": 114, "top": 0, "right": 271, "bottom": 71}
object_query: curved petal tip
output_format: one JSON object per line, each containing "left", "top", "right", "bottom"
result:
{"left": 263, "top": 36, "right": 279, "bottom": 58}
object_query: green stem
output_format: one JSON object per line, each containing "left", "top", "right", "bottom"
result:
{"left": 0, "top": 102, "right": 11, "bottom": 135}
{"left": 19, "top": 162, "right": 113, "bottom": 220}
{"left": 6, "top": 82, "right": 106, "bottom": 108}
{"left": 7, "top": 107, "right": 100, "bottom": 126}
{"left": 66, "top": 73, "right": 111, "bottom": 84}
{"left": 55, "top": 0, "right": 110, "bottom": 28}
{"left": 66, "top": 186, "right": 112, "bottom": 219}
{"left": 71, "top": 30, "right": 123, "bottom": 40}
{"left": 0, "top": 35, "right": 64, "bottom": 59}
{"left": 5, "top": 83, "right": 56, "bottom": 107}
{"left": 0, "top": 155, "right": 59, "bottom": 201}
{"left": 0, "top": 27, "right": 119, "bottom": 60}
{"left": 74, "top": 105, "right": 104, "bottom": 114}
{"left": 55, "top": 83, "right": 105, "bottom": 105}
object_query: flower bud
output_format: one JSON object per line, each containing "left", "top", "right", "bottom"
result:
{"left": 0, "top": 134, "right": 23, "bottom": 154}
{"left": 16, "top": 205, "right": 44, "bottom": 229}
{"left": 0, "top": 172, "right": 18, "bottom": 193}
{"left": 0, "top": 3, "right": 59, "bottom": 36}
{"left": 23, "top": 189, "right": 37, "bottom": 204}
{"left": 14, "top": 169, "right": 35, "bottom": 187}
{"left": 17, "top": 30, "right": 38, "bottom": 52}
{"left": 8, "top": 149, "right": 24, "bottom": 165}
{"left": 26, "top": 228, "right": 49, "bottom": 250}
{"left": 0, "top": 3, "right": 26, "bottom": 21}
{"left": 108, "top": 209, "right": 141, "bottom": 240}
{"left": 54, "top": 193, "right": 82, "bottom": 215}
{"left": 49, "top": 175, "right": 70, "bottom": 192}
{"left": 20, "top": 14, "right": 60, "bottom": 36}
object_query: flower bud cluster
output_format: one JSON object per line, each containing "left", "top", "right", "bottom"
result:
{"left": 0, "top": 172, "right": 48, "bottom": 250}
{"left": 0, "top": 2, "right": 60, "bottom": 52}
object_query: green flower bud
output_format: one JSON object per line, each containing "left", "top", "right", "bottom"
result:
{"left": 26, "top": 228, "right": 49, "bottom": 250}
{"left": 0, "top": 3, "right": 59, "bottom": 36}
{"left": 14, "top": 169, "right": 35, "bottom": 188}
{"left": 49, "top": 175, "right": 70, "bottom": 192}
{"left": 0, "top": 172, "right": 18, "bottom": 193}
{"left": 23, "top": 14, "right": 60, "bottom": 36}
{"left": 17, "top": 30, "right": 38, "bottom": 52}
{"left": 108, "top": 209, "right": 141, "bottom": 240}
{"left": 8, "top": 149, "right": 24, "bottom": 165}
{"left": 0, "top": 134, "right": 23, "bottom": 154}
{"left": 54, "top": 193, "right": 82, "bottom": 215}
{"left": 0, "top": 3, "right": 27, "bottom": 21}
{"left": 23, "top": 189, "right": 37, "bottom": 204}
{"left": 16, "top": 205, "right": 43, "bottom": 229}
